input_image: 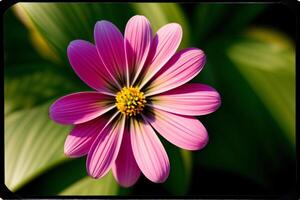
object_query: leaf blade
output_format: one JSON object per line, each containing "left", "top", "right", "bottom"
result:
{"left": 227, "top": 28, "right": 295, "bottom": 144}
{"left": 59, "top": 172, "right": 119, "bottom": 195}
{"left": 5, "top": 103, "right": 71, "bottom": 191}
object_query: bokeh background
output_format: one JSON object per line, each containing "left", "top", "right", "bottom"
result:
{"left": 4, "top": 3, "right": 296, "bottom": 197}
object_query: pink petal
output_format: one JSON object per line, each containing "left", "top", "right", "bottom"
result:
{"left": 86, "top": 115, "right": 125, "bottom": 179}
{"left": 67, "top": 40, "right": 118, "bottom": 95}
{"left": 139, "top": 23, "right": 182, "bottom": 88}
{"left": 146, "top": 48, "right": 206, "bottom": 96}
{"left": 125, "top": 15, "right": 152, "bottom": 85}
{"left": 130, "top": 119, "right": 170, "bottom": 183}
{"left": 49, "top": 92, "right": 114, "bottom": 125}
{"left": 94, "top": 21, "right": 127, "bottom": 87}
{"left": 151, "top": 84, "right": 221, "bottom": 116}
{"left": 64, "top": 115, "right": 109, "bottom": 158}
{"left": 145, "top": 109, "right": 208, "bottom": 151}
{"left": 112, "top": 127, "right": 141, "bottom": 187}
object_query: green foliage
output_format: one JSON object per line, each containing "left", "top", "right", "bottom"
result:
{"left": 194, "top": 33, "right": 295, "bottom": 189}
{"left": 193, "top": 4, "right": 265, "bottom": 43}
{"left": 4, "top": 3, "right": 294, "bottom": 196}
{"left": 193, "top": 4, "right": 228, "bottom": 42}
{"left": 132, "top": 3, "right": 190, "bottom": 48}
{"left": 4, "top": 64, "right": 80, "bottom": 115}
{"left": 162, "top": 140, "right": 192, "bottom": 195}
{"left": 15, "top": 3, "right": 189, "bottom": 63}
{"left": 60, "top": 172, "right": 119, "bottom": 195}
{"left": 5, "top": 103, "right": 70, "bottom": 191}
{"left": 227, "top": 30, "right": 295, "bottom": 143}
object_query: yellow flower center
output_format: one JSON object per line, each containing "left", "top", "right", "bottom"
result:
{"left": 115, "top": 86, "right": 147, "bottom": 117}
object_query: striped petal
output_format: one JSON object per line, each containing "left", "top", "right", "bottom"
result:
{"left": 86, "top": 115, "right": 125, "bottom": 179}
{"left": 64, "top": 115, "right": 108, "bottom": 158}
{"left": 125, "top": 15, "right": 152, "bottom": 85}
{"left": 67, "top": 40, "right": 118, "bottom": 94}
{"left": 145, "top": 109, "right": 208, "bottom": 151}
{"left": 130, "top": 118, "right": 170, "bottom": 183}
{"left": 151, "top": 84, "right": 221, "bottom": 116}
{"left": 49, "top": 92, "right": 114, "bottom": 125}
{"left": 112, "top": 127, "right": 141, "bottom": 187}
{"left": 94, "top": 20, "right": 127, "bottom": 87}
{"left": 139, "top": 23, "right": 182, "bottom": 88}
{"left": 146, "top": 48, "right": 206, "bottom": 96}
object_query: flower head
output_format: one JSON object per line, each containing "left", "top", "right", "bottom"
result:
{"left": 115, "top": 86, "right": 147, "bottom": 116}
{"left": 49, "top": 15, "right": 221, "bottom": 187}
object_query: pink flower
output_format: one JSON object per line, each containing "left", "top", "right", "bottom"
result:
{"left": 49, "top": 15, "right": 221, "bottom": 187}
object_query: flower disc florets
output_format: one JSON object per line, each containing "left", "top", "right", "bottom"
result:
{"left": 115, "top": 86, "right": 147, "bottom": 117}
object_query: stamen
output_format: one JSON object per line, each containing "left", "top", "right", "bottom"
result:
{"left": 115, "top": 86, "right": 147, "bottom": 117}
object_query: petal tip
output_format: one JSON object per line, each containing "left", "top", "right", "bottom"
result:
{"left": 197, "top": 132, "right": 209, "bottom": 150}
{"left": 64, "top": 141, "right": 79, "bottom": 158}
{"left": 48, "top": 102, "right": 59, "bottom": 123}
{"left": 151, "top": 169, "right": 170, "bottom": 183}
{"left": 86, "top": 163, "right": 100, "bottom": 179}
{"left": 131, "top": 14, "right": 148, "bottom": 20}
{"left": 114, "top": 170, "right": 141, "bottom": 187}
{"left": 63, "top": 149, "right": 76, "bottom": 158}
{"left": 171, "top": 23, "right": 182, "bottom": 34}
{"left": 96, "top": 20, "right": 110, "bottom": 25}
{"left": 118, "top": 180, "right": 137, "bottom": 188}
{"left": 95, "top": 20, "right": 116, "bottom": 30}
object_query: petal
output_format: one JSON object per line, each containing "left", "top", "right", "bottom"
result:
{"left": 86, "top": 114, "right": 125, "bottom": 179}
{"left": 145, "top": 109, "right": 208, "bottom": 151}
{"left": 64, "top": 115, "right": 109, "bottom": 158}
{"left": 125, "top": 15, "right": 152, "bottom": 85}
{"left": 130, "top": 118, "right": 170, "bottom": 183}
{"left": 139, "top": 23, "right": 182, "bottom": 88}
{"left": 112, "top": 127, "right": 141, "bottom": 187}
{"left": 49, "top": 92, "right": 114, "bottom": 125}
{"left": 67, "top": 40, "right": 118, "bottom": 94}
{"left": 151, "top": 84, "right": 221, "bottom": 116}
{"left": 94, "top": 21, "right": 127, "bottom": 87}
{"left": 146, "top": 48, "right": 206, "bottom": 96}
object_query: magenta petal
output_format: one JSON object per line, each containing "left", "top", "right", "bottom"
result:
{"left": 125, "top": 15, "right": 152, "bottom": 85}
{"left": 112, "top": 128, "right": 141, "bottom": 187}
{"left": 146, "top": 48, "right": 206, "bottom": 96}
{"left": 86, "top": 115, "right": 125, "bottom": 179}
{"left": 130, "top": 119, "right": 170, "bottom": 183}
{"left": 145, "top": 109, "right": 208, "bottom": 151}
{"left": 49, "top": 92, "right": 114, "bottom": 125}
{"left": 67, "top": 40, "right": 118, "bottom": 94}
{"left": 139, "top": 23, "right": 182, "bottom": 88}
{"left": 94, "top": 20, "right": 127, "bottom": 87}
{"left": 64, "top": 116, "right": 108, "bottom": 158}
{"left": 151, "top": 83, "right": 221, "bottom": 116}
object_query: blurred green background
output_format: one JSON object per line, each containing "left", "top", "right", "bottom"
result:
{"left": 4, "top": 3, "right": 295, "bottom": 197}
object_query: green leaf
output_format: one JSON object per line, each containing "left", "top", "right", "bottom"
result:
{"left": 132, "top": 3, "right": 190, "bottom": 48}
{"left": 227, "top": 28, "right": 295, "bottom": 144}
{"left": 14, "top": 3, "right": 189, "bottom": 63}
{"left": 5, "top": 103, "right": 71, "bottom": 191}
{"left": 193, "top": 33, "right": 295, "bottom": 189}
{"left": 165, "top": 150, "right": 192, "bottom": 195}
{"left": 4, "top": 61, "right": 89, "bottom": 192}
{"left": 13, "top": 3, "right": 135, "bottom": 63}
{"left": 4, "top": 9, "right": 46, "bottom": 66}
{"left": 222, "top": 5, "right": 265, "bottom": 34}
{"left": 59, "top": 172, "right": 119, "bottom": 195}
{"left": 193, "top": 4, "right": 265, "bottom": 44}
{"left": 161, "top": 138, "right": 192, "bottom": 195}
{"left": 4, "top": 63, "right": 80, "bottom": 115}
{"left": 192, "top": 4, "right": 227, "bottom": 43}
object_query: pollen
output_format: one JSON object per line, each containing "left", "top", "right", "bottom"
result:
{"left": 115, "top": 86, "right": 147, "bottom": 117}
